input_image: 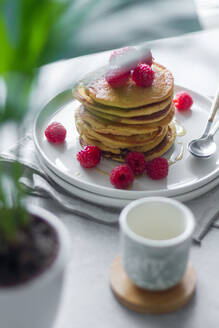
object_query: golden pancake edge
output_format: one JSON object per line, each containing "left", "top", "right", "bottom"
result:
{"left": 85, "top": 62, "right": 174, "bottom": 108}
{"left": 80, "top": 122, "right": 176, "bottom": 162}
{"left": 74, "top": 86, "right": 174, "bottom": 117}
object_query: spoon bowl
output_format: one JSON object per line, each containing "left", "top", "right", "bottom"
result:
{"left": 188, "top": 135, "right": 216, "bottom": 158}
{"left": 188, "top": 87, "right": 219, "bottom": 158}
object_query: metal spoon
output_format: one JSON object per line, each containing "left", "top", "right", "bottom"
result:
{"left": 188, "top": 87, "right": 219, "bottom": 158}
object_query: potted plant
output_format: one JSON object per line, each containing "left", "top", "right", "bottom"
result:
{"left": 0, "top": 204, "right": 70, "bottom": 328}
{"left": 0, "top": 0, "right": 97, "bottom": 327}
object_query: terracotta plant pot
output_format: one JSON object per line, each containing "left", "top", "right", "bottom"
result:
{"left": 0, "top": 205, "right": 70, "bottom": 328}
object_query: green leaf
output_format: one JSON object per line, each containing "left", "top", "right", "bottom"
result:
{"left": 0, "top": 0, "right": 99, "bottom": 242}
{"left": 0, "top": 208, "right": 17, "bottom": 242}
{"left": 0, "top": 16, "right": 13, "bottom": 74}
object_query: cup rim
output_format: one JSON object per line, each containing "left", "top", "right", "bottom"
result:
{"left": 119, "top": 197, "right": 195, "bottom": 247}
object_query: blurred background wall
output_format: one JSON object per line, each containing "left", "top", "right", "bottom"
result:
{"left": 73, "top": 0, "right": 202, "bottom": 56}
{"left": 3, "top": 0, "right": 219, "bottom": 64}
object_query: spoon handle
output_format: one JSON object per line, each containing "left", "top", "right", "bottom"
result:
{"left": 202, "top": 87, "right": 219, "bottom": 138}
{"left": 209, "top": 120, "right": 219, "bottom": 137}
{"left": 209, "top": 86, "right": 219, "bottom": 122}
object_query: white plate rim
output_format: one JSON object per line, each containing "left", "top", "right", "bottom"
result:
{"left": 38, "top": 153, "right": 219, "bottom": 209}
{"left": 37, "top": 155, "right": 126, "bottom": 208}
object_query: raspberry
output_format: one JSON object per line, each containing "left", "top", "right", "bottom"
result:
{"left": 45, "top": 122, "right": 66, "bottom": 144}
{"left": 105, "top": 68, "right": 130, "bottom": 88}
{"left": 173, "top": 91, "right": 193, "bottom": 111}
{"left": 77, "top": 145, "right": 101, "bottom": 168}
{"left": 132, "top": 64, "right": 154, "bottom": 87}
{"left": 139, "top": 48, "right": 153, "bottom": 66}
{"left": 146, "top": 157, "right": 168, "bottom": 180}
{"left": 110, "top": 164, "right": 134, "bottom": 189}
{"left": 125, "top": 151, "right": 146, "bottom": 175}
{"left": 109, "top": 47, "right": 138, "bottom": 70}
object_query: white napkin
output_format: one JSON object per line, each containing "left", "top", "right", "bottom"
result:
{"left": 0, "top": 135, "right": 119, "bottom": 224}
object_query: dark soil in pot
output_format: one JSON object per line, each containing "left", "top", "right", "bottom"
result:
{"left": 0, "top": 215, "right": 59, "bottom": 287}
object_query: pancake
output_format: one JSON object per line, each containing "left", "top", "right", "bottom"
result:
{"left": 76, "top": 115, "right": 168, "bottom": 148}
{"left": 86, "top": 62, "right": 174, "bottom": 108}
{"left": 80, "top": 135, "right": 121, "bottom": 154}
{"left": 74, "top": 86, "right": 173, "bottom": 117}
{"left": 85, "top": 102, "right": 172, "bottom": 124}
{"left": 83, "top": 126, "right": 168, "bottom": 151}
{"left": 75, "top": 104, "right": 175, "bottom": 135}
{"left": 80, "top": 122, "right": 176, "bottom": 162}
{"left": 143, "top": 122, "right": 176, "bottom": 160}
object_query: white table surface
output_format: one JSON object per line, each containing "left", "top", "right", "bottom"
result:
{"left": 29, "top": 29, "right": 219, "bottom": 328}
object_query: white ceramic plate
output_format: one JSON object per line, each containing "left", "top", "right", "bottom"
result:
{"left": 34, "top": 85, "right": 219, "bottom": 199}
{"left": 38, "top": 155, "right": 128, "bottom": 208}
{"left": 38, "top": 154, "right": 219, "bottom": 209}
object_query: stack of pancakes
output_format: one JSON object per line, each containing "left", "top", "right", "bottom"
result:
{"left": 74, "top": 62, "right": 176, "bottom": 162}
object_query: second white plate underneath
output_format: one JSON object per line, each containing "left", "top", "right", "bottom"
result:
{"left": 38, "top": 155, "right": 219, "bottom": 209}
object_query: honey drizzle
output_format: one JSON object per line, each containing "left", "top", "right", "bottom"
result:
{"left": 174, "top": 119, "right": 186, "bottom": 137}
{"left": 94, "top": 167, "right": 110, "bottom": 176}
{"left": 168, "top": 142, "right": 184, "bottom": 166}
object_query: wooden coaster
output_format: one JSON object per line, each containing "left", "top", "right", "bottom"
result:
{"left": 110, "top": 256, "right": 196, "bottom": 314}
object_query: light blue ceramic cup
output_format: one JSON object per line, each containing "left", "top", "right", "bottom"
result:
{"left": 119, "top": 197, "right": 195, "bottom": 291}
